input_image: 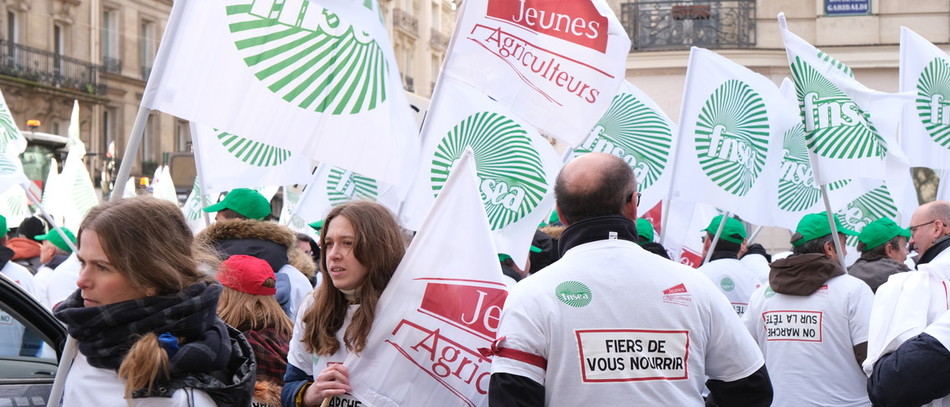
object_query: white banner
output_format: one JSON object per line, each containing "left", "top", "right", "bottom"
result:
{"left": 442, "top": 0, "right": 629, "bottom": 146}
{"left": 670, "top": 47, "right": 796, "bottom": 227}
{"left": 191, "top": 123, "right": 313, "bottom": 194}
{"left": 347, "top": 150, "right": 504, "bottom": 407}
{"left": 572, "top": 80, "right": 676, "bottom": 212}
{"left": 141, "top": 0, "right": 419, "bottom": 185}
{"left": 779, "top": 13, "right": 912, "bottom": 185}
{"left": 292, "top": 162, "right": 402, "bottom": 229}
{"left": 400, "top": 76, "right": 559, "bottom": 268}
{"left": 899, "top": 27, "right": 950, "bottom": 169}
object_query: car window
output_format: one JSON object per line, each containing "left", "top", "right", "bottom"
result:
{"left": 0, "top": 306, "right": 58, "bottom": 380}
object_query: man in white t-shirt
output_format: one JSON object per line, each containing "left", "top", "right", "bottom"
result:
{"left": 489, "top": 153, "right": 772, "bottom": 407}
{"left": 697, "top": 215, "right": 761, "bottom": 316}
{"left": 743, "top": 212, "right": 872, "bottom": 407}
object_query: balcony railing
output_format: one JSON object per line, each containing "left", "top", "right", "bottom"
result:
{"left": 393, "top": 8, "right": 419, "bottom": 37}
{"left": 621, "top": 0, "right": 756, "bottom": 51}
{"left": 0, "top": 39, "right": 105, "bottom": 94}
{"left": 430, "top": 28, "right": 448, "bottom": 50}
{"left": 102, "top": 56, "right": 122, "bottom": 74}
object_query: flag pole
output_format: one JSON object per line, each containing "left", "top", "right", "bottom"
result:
{"left": 188, "top": 122, "right": 212, "bottom": 227}
{"left": 660, "top": 47, "right": 698, "bottom": 245}
{"left": 702, "top": 210, "right": 731, "bottom": 266}
{"left": 109, "top": 107, "right": 150, "bottom": 201}
{"left": 748, "top": 225, "right": 764, "bottom": 243}
{"left": 808, "top": 149, "right": 849, "bottom": 271}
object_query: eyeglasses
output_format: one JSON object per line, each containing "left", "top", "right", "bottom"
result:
{"left": 909, "top": 220, "right": 937, "bottom": 234}
{"left": 628, "top": 192, "right": 642, "bottom": 207}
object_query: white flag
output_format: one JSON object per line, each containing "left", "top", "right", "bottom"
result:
{"left": 67, "top": 100, "right": 85, "bottom": 157}
{"left": 278, "top": 185, "right": 319, "bottom": 241}
{"left": 670, "top": 47, "right": 797, "bottom": 227}
{"left": 899, "top": 27, "right": 950, "bottom": 169}
{"left": 779, "top": 13, "right": 912, "bottom": 184}
{"left": 292, "top": 163, "right": 401, "bottom": 229}
{"left": 191, "top": 123, "right": 313, "bottom": 194}
{"left": 442, "top": 0, "right": 629, "bottom": 146}
{"left": 151, "top": 165, "right": 180, "bottom": 204}
{"left": 181, "top": 177, "right": 217, "bottom": 234}
{"left": 400, "top": 77, "right": 559, "bottom": 268}
{"left": 57, "top": 143, "right": 100, "bottom": 231}
{"left": 572, "top": 80, "right": 676, "bottom": 211}
{"left": 0, "top": 186, "right": 31, "bottom": 228}
{"left": 122, "top": 177, "right": 137, "bottom": 199}
{"left": 662, "top": 200, "right": 718, "bottom": 268}
{"left": 347, "top": 150, "right": 505, "bottom": 407}
{"left": 0, "top": 89, "right": 26, "bottom": 155}
{"left": 141, "top": 0, "right": 419, "bottom": 185}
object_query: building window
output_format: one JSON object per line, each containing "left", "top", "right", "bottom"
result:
{"left": 53, "top": 23, "right": 65, "bottom": 83}
{"left": 139, "top": 20, "right": 157, "bottom": 80}
{"left": 141, "top": 114, "right": 156, "bottom": 167}
{"left": 102, "top": 9, "right": 121, "bottom": 73}
{"left": 621, "top": 0, "right": 756, "bottom": 51}
{"left": 176, "top": 120, "right": 191, "bottom": 152}
{"left": 102, "top": 107, "right": 117, "bottom": 158}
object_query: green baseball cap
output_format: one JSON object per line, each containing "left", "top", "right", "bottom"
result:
{"left": 202, "top": 188, "right": 271, "bottom": 220}
{"left": 702, "top": 215, "right": 746, "bottom": 244}
{"left": 308, "top": 219, "right": 324, "bottom": 231}
{"left": 858, "top": 218, "right": 910, "bottom": 251}
{"left": 0, "top": 215, "right": 7, "bottom": 237}
{"left": 791, "top": 212, "right": 858, "bottom": 247}
{"left": 636, "top": 218, "right": 655, "bottom": 243}
{"left": 35, "top": 227, "right": 76, "bottom": 252}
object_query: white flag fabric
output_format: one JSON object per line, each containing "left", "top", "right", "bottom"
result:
{"left": 181, "top": 177, "right": 213, "bottom": 234}
{"left": 57, "top": 140, "right": 99, "bottom": 231}
{"left": 400, "top": 76, "right": 559, "bottom": 268}
{"left": 572, "top": 80, "right": 676, "bottom": 211}
{"left": 0, "top": 186, "right": 30, "bottom": 228}
{"left": 149, "top": 165, "right": 180, "bottom": 204}
{"left": 67, "top": 100, "right": 85, "bottom": 157}
{"left": 0, "top": 89, "right": 27, "bottom": 155}
{"left": 278, "top": 185, "right": 319, "bottom": 241}
{"left": 141, "top": 0, "right": 419, "bottom": 185}
{"left": 292, "top": 163, "right": 402, "bottom": 228}
{"left": 670, "top": 47, "right": 797, "bottom": 227}
{"left": 939, "top": 170, "right": 950, "bottom": 201}
{"left": 122, "top": 177, "right": 137, "bottom": 199}
{"left": 662, "top": 200, "right": 718, "bottom": 268}
{"left": 347, "top": 150, "right": 505, "bottom": 407}
{"left": 191, "top": 122, "right": 314, "bottom": 194}
{"left": 442, "top": 0, "right": 629, "bottom": 146}
{"left": 779, "top": 13, "right": 912, "bottom": 184}
{"left": 899, "top": 27, "right": 950, "bottom": 169}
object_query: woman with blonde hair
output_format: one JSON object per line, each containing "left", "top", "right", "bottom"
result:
{"left": 217, "top": 254, "right": 293, "bottom": 407}
{"left": 53, "top": 196, "right": 255, "bottom": 406}
{"left": 281, "top": 201, "right": 406, "bottom": 407}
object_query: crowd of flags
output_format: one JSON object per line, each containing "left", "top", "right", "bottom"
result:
{"left": 0, "top": 0, "right": 948, "bottom": 405}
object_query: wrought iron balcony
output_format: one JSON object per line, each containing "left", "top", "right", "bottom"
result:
{"left": 102, "top": 56, "right": 122, "bottom": 74}
{"left": 0, "top": 39, "right": 105, "bottom": 94}
{"left": 393, "top": 8, "right": 419, "bottom": 37}
{"left": 621, "top": 0, "right": 756, "bottom": 51}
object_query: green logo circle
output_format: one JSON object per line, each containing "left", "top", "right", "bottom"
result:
{"left": 326, "top": 167, "right": 378, "bottom": 206}
{"left": 575, "top": 93, "right": 672, "bottom": 190}
{"left": 225, "top": 0, "right": 387, "bottom": 115}
{"left": 0, "top": 98, "right": 21, "bottom": 152}
{"left": 790, "top": 56, "right": 886, "bottom": 160}
{"left": 835, "top": 184, "right": 898, "bottom": 246}
{"left": 555, "top": 281, "right": 592, "bottom": 307}
{"left": 778, "top": 123, "right": 821, "bottom": 211}
{"left": 764, "top": 286, "right": 776, "bottom": 298}
{"left": 916, "top": 57, "right": 950, "bottom": 148}
{"left": 720, "top": 277, "right": 735, "bottom": 292}
{"left": 215, "top": 129, "right": 292, "bottom": 167}
{"left": 430, "top": 112, "right": 548, "bottom": 230}
{"left": 694, "top": 80, "right": 769, "bottom": 196}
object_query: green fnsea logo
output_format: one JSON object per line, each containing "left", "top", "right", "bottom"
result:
{"left": 694, "top": 80, "right": 769, "bottom": 196}
{"left": 720, "top": 277, "right": 735, "bottom": 292}
{"left": 916, "top": 57, "right": 950, "bottom": 148}
{"left": 0, "top": 97, "right": 21, "bottom": 152}
{"left": 778, "top": 123, "right": 821, "bottom": 211}
{"left": 215, "top": 129, "right": 292, "bottom": 167}
{"left": 225, "top": 0, "right": 387, "bottom": 115}
{"left": 326, "top": 167, "right": 378, "bottom": 206}
{"left": 575, "top": 93, "right": 672, "bottom": 190}
{"left": 555, "top": 281, "right": 592, "bottom": 307}
{"left": 835, "top": 184, "right": 898, "bottom": 246}
{"left": 430, "top": 112, "right": 548, "bottom": 230}
{"left": 790, "top": 56, "right": 886, "bottom": 160}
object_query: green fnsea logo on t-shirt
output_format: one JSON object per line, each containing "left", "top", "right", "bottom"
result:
{"left": 555, "top": 281, "right": 592, "bottom": 307}
{"left": 720, "top": 277, "right": 735, "bottom": 292}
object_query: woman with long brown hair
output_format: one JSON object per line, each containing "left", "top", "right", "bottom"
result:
{"left": 53, "top": 197, "right": 255, "bottom": 406}
{"left": 281, "top": 201, "right": 406, "bottom": 407}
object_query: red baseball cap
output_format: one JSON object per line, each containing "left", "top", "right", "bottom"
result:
{"left": 217, "top": 255, "right": 277, "bottom": 296}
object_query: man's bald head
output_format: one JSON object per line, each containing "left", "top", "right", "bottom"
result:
{"left": 554, "top": 153, "right": 637, "bottom": 225}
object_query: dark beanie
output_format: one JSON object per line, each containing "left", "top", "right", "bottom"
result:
{"left": 18, "top": 217, "right": 47, "bottom": 241}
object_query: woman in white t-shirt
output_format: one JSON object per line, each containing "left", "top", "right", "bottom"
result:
{"left": 282, "top": 201, "right": 406, "bottom": 406}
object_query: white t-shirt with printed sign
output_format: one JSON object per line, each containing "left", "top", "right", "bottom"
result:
{"left": 697, "top": 258, "right": 763, "bottom": 316}
{"left": 491, "top": 239, "right": 764, "bottom": 406}
{"left": 742, "top": 274, "right": 873, "bottom": 407}
{"left": 288, "top": 295, "right": 364, "bottom": 407}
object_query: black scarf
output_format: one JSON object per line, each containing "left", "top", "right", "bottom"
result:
{"left": 558, "top": 215, "right": 639, "bottom": 257}
{"left": 917, "top": 235, "right": 950, "bottom": 267}
{"left": 53, "top": 282, "right": 231, "bottom": 375}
